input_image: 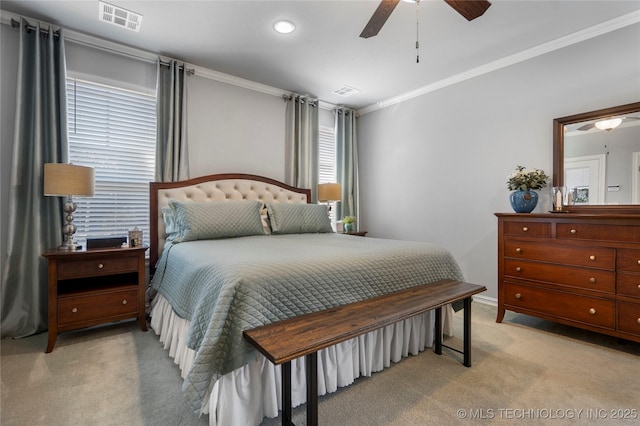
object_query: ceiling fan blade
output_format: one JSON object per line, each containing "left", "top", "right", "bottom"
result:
{"left": 444, "top": 0, "right": 491, "bottom": 21}
{"left": 577, "top": 123, "right": 595, "bottom": 131}
{"left": 360, "top": 0, "right": 401, "bottom": 39}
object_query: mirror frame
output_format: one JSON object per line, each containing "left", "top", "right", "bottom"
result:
{"left": 553, "top": 101, "right": 640, "bottom": 214}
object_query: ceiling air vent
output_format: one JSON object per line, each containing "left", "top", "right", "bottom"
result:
{"left": 99, "top": 1, "right": 143, "bottom": 32}
{"left": 332, "top": 86, "right": 360, "bottom": 97}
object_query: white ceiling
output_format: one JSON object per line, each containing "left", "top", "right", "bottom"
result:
{"left": 2, "top": 1, "right": 639, "bottom": 110}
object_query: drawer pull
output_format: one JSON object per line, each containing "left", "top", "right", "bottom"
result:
{"left": 589, "top": 308, "right": 596, "bottom": 315}
{"left": 522, "top": 227, "right": 528, "bottom": 232}
{"left": 515, "top": 247, "right": 522, "bottom": 253}
{"left": 72, "top": 307, "right": 78, "bottom": 313}
{"left": 98, "top": 263, "right": 104, "bottom": 269}
{"left": 515, "top": 293, "right": 522, "bottom": 299}
{"left": 122, "top": 299, "right": 128, "bottom": 305}
{"left": 589, "top": 255, "right": 596, "bottom": 261}
{"left": 637, "top": 318, "right": 640, "bottom": 325}
{"left": 589, "top": 277, "right": 596, "bottom": 283}
{"left": 570, "top": 229, "right": 577, "bottom": 234}
{"left": 515, "top": 267, "right": 522, "bottom": 272}
{"left": 637, "top": 260, "right": 640, "bottom": 265}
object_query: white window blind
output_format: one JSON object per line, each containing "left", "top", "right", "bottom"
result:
{"left": 66, "top": 78, "right": 156, "bottom": 248}
{"left": 319, "top": 125, "right": 337, "bottom": 222}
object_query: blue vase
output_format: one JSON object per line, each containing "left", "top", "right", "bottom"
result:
{"left": 510, "top": 190, "right": 539, "bottom": 213}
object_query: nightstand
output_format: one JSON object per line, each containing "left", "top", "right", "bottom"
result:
{"left": 42, "top": 246, "right": 148, "bottom": 353}
{"left": 344, "top": 231, "right": 368, "bottom": 237}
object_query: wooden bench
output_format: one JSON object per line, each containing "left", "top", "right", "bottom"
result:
{"left": 243, "top": 279, "right": 486, "bottom": 426}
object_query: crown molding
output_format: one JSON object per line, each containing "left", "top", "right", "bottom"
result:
{"left": 357, "top": 10, "right": 640, "bottom": 116}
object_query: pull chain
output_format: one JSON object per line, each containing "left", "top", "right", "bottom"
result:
{"left": 415, "top": 0, "right": 420, "bottom": 63}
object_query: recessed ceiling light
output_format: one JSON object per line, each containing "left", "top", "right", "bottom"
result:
{"left": 274, "top": 20, "right": 296, "bottom": 34}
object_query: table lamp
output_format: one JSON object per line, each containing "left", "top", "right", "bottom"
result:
{"left": 317, "top": 183, "right": 341, "bottom": 211}
{"left": 44, "top": 163, "right": 95, "bottom": 251}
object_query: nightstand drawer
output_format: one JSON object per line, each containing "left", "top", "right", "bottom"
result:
{"left": 58, "top": 288, "right": 138, "bottom": 328}
{"left": 58, "top": 256, "right": 138, "bottom": 279}
{"left": 504, "top": 282, "right": 615, "bottom": 329}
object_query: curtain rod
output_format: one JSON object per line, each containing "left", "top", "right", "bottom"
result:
{"left": 159, "top": 61, "right": 195, "bottom": 76}
{"left": 11, "top": 18, "right": 60, "bottom": 37}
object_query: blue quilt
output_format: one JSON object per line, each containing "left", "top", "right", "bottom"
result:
{"left": 150, "top": 233, "right": 464, "bottom": 412}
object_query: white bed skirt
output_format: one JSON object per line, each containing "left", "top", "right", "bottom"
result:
{"left": 150, "top": 294, "right": 453, "bottom": 426}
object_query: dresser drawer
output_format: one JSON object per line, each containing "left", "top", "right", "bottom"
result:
{"left": 617, "top": 249, "right": 640, "bottom": 273}
{"left": 58, "top": 256, "right": 138, "bottom": 279}
{"left": 504, "top": 259, "right": 615, "bottom": 293}
{"left": 617, "top": 302, "right": 640, "bottom": 337}
{"left": 503, "top": 221, "right": 550, "bottom": 238}
{"left": 58, "top": 288, "right": 138, "bottom": 328}
{"left": 617, "top": 273, "right": 640, "bottom": 298}
{"left": 504, "top": 240, "right": 614, "bottom": 269}
{"left": 504, "top": 282, "right": 615, "bottom": 329}
{"left": 557, "top": 223, "right": 640, "bottom": 243}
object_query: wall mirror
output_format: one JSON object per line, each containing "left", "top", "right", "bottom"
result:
{"left": 553, "top": 101, "right": 640, "bottom": 213}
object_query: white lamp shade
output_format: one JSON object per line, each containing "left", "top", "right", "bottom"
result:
{"left": 44, "top": 163, "right": 95, "bottom": 196}
{"left": 318, "top": 183, "right": 341, "bottom": 202}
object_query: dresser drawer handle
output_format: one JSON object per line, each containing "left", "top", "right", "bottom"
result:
{"left": 98, "top": 263, "right": 104, "bottom": 269}
{"left": 72, "top": 307, "right": 78, "bottom": 313}
{"left": 637, "top": 260, "right": 640, "bottom": 265}
{"left": 515, "top": 267, "right": 522, "bottom": 272}
{"left": 570, "top": 229, "right": 577, "bottom": 234}
{"left": 515, "top": 247, "right": 522, "bottom": 253}
{"left": 589, "top": 277, "right": 596, "bottom": 283}
{"left": 122, "top": 299, "right": 128, "bottom": 305}
{"left": 589, "top": 308, "right": 596, "bottom": 315}
{"left": 589, "top": 255, "right": 596, "bottom": 261}
{"left": 515, "top": 293, "right": 522, "bottom": 299}
{"left": 522, "top": 227, "right": 528, "bottom": 232}
{"left": 637, "top": 318, "right": 640, "bottom": 325}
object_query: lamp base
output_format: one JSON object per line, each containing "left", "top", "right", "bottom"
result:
{"left": 57, "top": 241, "right": 82, "bottom": 251}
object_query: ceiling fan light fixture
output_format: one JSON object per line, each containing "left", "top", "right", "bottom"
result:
{"left": 274, "top": 20, "right": 296, "bottom": 34}
{"left": 595, "top": 118, "right": 622, "bottom": 131}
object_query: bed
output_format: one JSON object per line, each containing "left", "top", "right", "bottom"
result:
{"left": 148, "top": 173, "right": 465, "bottom": 426}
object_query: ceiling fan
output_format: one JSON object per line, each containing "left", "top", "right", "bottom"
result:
{"left": 360, "top": 0, "right": 491, "bottom": 39}
{"left": 576, "top": 116, "right": 640, "bottom": 132}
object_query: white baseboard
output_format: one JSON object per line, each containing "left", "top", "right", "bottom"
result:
{"left": 472, "top": 294, "right": 497, "bottom": 306}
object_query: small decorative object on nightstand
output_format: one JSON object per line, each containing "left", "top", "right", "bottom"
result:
{"left": 42, "top": 245, "right": 148, "bottom": 353}
{"left": 342, "top": 215, "right": 356, "bottom": 232}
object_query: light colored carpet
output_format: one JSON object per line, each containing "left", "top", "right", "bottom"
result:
{"left": 2, "top": 301, "right": 638, "bottom": 425}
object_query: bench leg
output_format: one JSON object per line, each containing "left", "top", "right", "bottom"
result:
{"left": 282, "top": 361, "right": 293, "bottom": 426}
{"left": 306, "top": 352, "right": 318, "bottom": 426}
{"left": 463, "top": 297, "right": 472, "bottom": 367}
{"left": 434, "top": 306, "right": 442, "bottom": 355}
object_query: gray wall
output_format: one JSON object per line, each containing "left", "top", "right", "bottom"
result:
{"left": 357, "top": 24, "right": 640, "bottom": 299}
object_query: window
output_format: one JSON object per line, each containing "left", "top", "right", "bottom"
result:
{"left": 66, "top": 78, "right": 156, "bottom": 248}
{"left": 319, "top": 125, "right": 337, "bottom": 222}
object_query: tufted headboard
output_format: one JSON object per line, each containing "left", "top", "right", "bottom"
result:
{"left": 149, "top": 173, "right": 310, "bottom": 266}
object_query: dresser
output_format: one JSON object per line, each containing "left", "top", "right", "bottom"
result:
{"left": 42, "top": 246, "right": 148, "bottom": 352}
{"left": 496, "top": 213, "right": 640, "bottom": 343}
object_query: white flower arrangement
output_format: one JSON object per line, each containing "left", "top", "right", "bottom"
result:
{"left": 507, "top": 166, "right": 549, "bottom": 191}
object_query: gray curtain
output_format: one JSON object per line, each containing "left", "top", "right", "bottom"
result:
{"left": 335, "top": 107, "right": 359, "bottom": 225}
{"left": 155, "top": 59, "right": 189, "bottom": 182}
{"left": 1, "top": 20, "right": 68, "bottom": 338}
{"left": 285, "top": 94, "right": 319, "bottom": 201}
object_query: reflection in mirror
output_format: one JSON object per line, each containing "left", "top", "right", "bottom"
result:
{"left": 553, "top": 102, "right": 640, "bottom": 213}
